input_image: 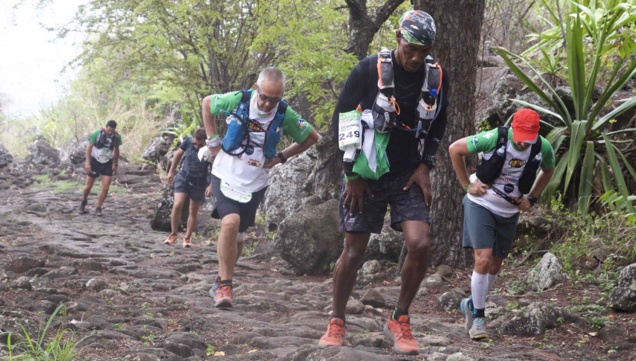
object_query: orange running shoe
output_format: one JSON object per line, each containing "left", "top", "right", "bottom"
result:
{"left": 384, "top": 314, "right": 420, "bottom": 355}
{"left": 163, "top": 233, "right": 177, "bottom": 245}
{"left": 182, "top": 237, "right": 192, "bottom": 248}
{"left": 318, "top": 317, "right": 346, "bottom": 348}
{"left": 210, "top": 281, "right": 233, "bottom": 308}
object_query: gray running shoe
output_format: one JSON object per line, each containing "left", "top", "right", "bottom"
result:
{"left": 469, "top": 317, "right": 488, "bottom": 340}
{"left": 460, "top": 297, "right": 475, "bottom": 331}
{"left": 79, "top": 200, "right": 88, "bottom": 214}
{"left": 95, "top": 207, "right": 102, "bottom": 216}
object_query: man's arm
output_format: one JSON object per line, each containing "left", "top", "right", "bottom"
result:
{"left": 167, "top": 148, "right": 185, "bottom": 185}
{"left": 448, "top": 137, "right": 471, "bottom": 190}
{"left": 264, "top": 129, "right": 320, "bottom": 169}
{"left": 529, "top": 166, "right": 555, "bottom": 199}
{"left": 84, "top": 143, "right": 93, "bottom": 172}
{"left": 202, "top": 96, "right": 217, "bottom": 137}
{"left": 112, "top": 145, "right": 120, "bottom": 176}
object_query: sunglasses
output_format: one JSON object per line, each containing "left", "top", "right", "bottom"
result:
{"left": 256, "top": 87, "right": 282, "bottom": 103}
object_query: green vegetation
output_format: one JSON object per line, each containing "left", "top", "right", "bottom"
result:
{"left": 493, "top": 0, "right": 636, "bottom": 214}
{"left": 7, "top": 305, "right": 86, "bottom": 361}
{"left": 33, "top": 174, "right": 81, "bottom": 194}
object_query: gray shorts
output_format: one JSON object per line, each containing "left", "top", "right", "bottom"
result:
{"left": 210, "top": 175, "right": 266, "bottom": 233}
{"left": 174, "top": 173, "right": 208, "bottom": 202}
{"left": 462, "top": 196, "right": 519, "bottom": 258}
{"left": 339, "top": 172, "right": 431, "bottom": 234}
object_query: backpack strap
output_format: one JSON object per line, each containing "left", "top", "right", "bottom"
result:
{"left": 529, "top": 136, "right": 542, "bottom": 162}
{"left": 236, "top": 89, "right": 252, "bottom": 122}
{"left": 497, "top": 126, "right": 508, "bottom": 148}
{"left": 377, "top": 49, "right": 395, "bottom": 96}
{"left": 272, "top": 100, "right": 288, "bottom": 129}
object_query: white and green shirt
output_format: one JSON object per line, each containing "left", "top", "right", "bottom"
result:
{"left": 209, "top": 90, "right": 314, "bottom": 192}
{"left": 88, "top": 129, "right": 122, "bottom": 164}
{"left": 467, "top": 128, "right": 555, "bottom": 217}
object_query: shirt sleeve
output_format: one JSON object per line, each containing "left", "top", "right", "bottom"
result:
{"left": 466, "top": 128, "right": 499, "bottom": 154}
{"left": 281, "top": 107, "right": 314, "bottom": 144}
{"left": 539, "top": 137, "right": 556, "bottom": 169}
{"left": 115, "top": 134, "right": 122, "bottom": 146}
{"left": 209, "top": 91, "right": 243, "bottom": 116}
{"left": 180, "top": 137, "right": 191, "bottom": 151}
{"left": 88, "top": 130, "right": 100, "bottom": 144}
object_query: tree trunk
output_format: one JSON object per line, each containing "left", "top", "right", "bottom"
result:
{"left": 414, "top": 0, "right": 485, "bottom": 268}
{"left": 344, "top": 0, "right": 407, "bottom": 60}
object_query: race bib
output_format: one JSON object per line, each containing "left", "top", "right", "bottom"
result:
{"left": 338, "top": 110, "right": 362, "bottom": 150}
{"left": 220, "top": 180, "right": 252, "bottom": 203}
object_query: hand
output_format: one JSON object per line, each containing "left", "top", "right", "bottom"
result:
{"left": 467, "top": 179, "right": 490, "bottom": 197}
{"left": 343, "top": 178, "right": 373, "bottom": 215}
{"left": 263, "top": 157, "right": 278, "bottom": 169}
{"left": 403, "top": 164, "right": 432, "bottom": 207}
{"left": 205, "top": 185, "right": 213, "bottom": 197}
{"left": 517, "top": 197, "right": 532, "bottom": 211}
{"left": 167, "top": 172, "right": 175, "bottom": 185}
{"left": 84, "top": 163, "right": 91, "bottom": 173}
{"left": 112, "top": 166, "right": 118, "bottom": 177}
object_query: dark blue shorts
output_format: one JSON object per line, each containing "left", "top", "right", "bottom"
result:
{"left": 210, "top": 175, "right": 267, "bottom": 232}
{"left": 462, "top": 196, "right": 519, "bottom": 258}
{"left": 339, "top": 172, "right": 431, "bottom": 234}
{"left": 88, "top": 157, "right": 113, "bottom": 178}
{"left": 174, "top": 172, "right": 208, "bottom": 202}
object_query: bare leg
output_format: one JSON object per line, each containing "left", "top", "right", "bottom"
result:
{"left": 396, "top": 220, "right": 430, "bottom": 311}
{"left": 82, "top": 176, "right": 96, "bottom": 200}
{"left": 96, "top": 175, "right": 112, "bottom": 208}
{"left": 331, "top": 232, "right": 370, "bottom": 316}
{"left": 185, "top": 198, "right": 202, "bottom": 239}
{"left": 217, "top": 213, "right": 240, "bottom": 280}
{"left": 170, "top": 193, "right": 188, "bottom": 235}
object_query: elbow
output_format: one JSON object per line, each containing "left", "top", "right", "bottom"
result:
{"left": 202, "top": 96, "right": 211, "bottom": 111}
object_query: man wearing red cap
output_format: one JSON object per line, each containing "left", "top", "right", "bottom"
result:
{"left": 449, "top": 108, "right": 555, "bottom": 340}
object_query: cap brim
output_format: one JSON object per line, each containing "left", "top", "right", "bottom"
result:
{"left": 513, "top": 130, "right": 538, "bottom": 144}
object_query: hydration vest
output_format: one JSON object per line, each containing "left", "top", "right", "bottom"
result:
{"left": 371, "top": 49, "right": 443, "bottom": 138}
{"left": 94, "top": 129, "right": 118, "bottom": 150}
{"left": 475, "top": 126, "right": 543, "bottom": 194}
{"left": 221, "top": 89, "right": 288, "bottom": 159}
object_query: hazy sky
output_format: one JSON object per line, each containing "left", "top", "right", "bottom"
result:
{"left": 0, "top": 0, "right": 85, "bottom": 116}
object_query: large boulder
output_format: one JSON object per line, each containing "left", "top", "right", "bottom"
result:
{"left": 142, "top": 134, "right": 176, "bottom": 170}
{"left": 274, "top": 196, "right": 343, "bottom": 275}
{"left": 150, "top": 184, "right": 189, "bottom": 232}
{"left": 609, "top": 263, "right": 636, "bottom": 312}
{"left": 263, "top": 147, "right": 318, "bottom": 229}
{"left": 68, "top": 140, "right": 89, "bottom": 165}
{"left": 364, "top": 218, "right": 404, "bottom": 262}
{"left": 26, "top": 139, "right": 60, "bottom": 167}
{"left": 0, "top": 143, "right": 13, "bottom": 168}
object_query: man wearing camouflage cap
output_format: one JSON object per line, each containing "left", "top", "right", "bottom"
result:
{"left": 318, "top": 10, "right": 449, "bottom": 355}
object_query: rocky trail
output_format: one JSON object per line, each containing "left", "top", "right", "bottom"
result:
{"left": 0, "top": 162, "right": 634, "bottom": 361}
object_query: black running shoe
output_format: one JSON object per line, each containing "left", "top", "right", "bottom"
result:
{"left": 79, "top": 200, "right": 88, "bottom": 214}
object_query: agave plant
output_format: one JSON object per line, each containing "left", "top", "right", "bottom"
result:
{"left": 492, "top": 0, "right": 636, "bottom": 215}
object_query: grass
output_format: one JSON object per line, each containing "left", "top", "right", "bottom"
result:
{"left": 7, "top": 304, "right": 86, "bottom": 361}
{"left": 33, "top": 175, "right": 82, "bottom": 194}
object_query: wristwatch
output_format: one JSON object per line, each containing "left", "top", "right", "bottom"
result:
{"left": 527, "top": 195, "right": 538, "bottom": 207}
{"left": 277, "top": 152, "right": 287, "bottom": 164}
{"left": 421, "top": 154, "right": 435, "bottom": 169}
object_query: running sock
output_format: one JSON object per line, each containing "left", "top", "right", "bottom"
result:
{"left": 391, "top": 307, "right": 408, "bottom": 320}
{"left": 474, "top": 308, "right": 485, "bottom": 318}
{"left": 331, "top": 315, "right": 346, "bottom": 323}
{"left": 471, "top": 271, "right": 488, "bottom": 311}
{"left": 486, "top": 273, "right": 497, "bottom": 294}
{"left": 220, "top": 279, "right": 233, "bottom": 287}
